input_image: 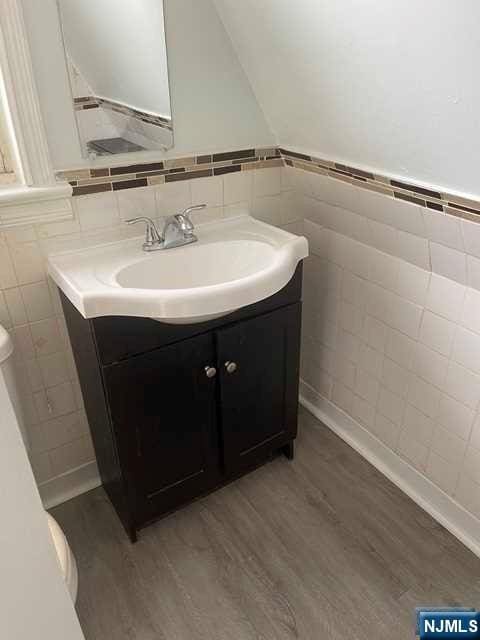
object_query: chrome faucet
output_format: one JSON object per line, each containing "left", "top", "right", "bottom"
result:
{"left": 126, "top": 204, "right": 207, "bottom": 251}
{"left": 125, "top": 216, "right": 162, "bottom": 251}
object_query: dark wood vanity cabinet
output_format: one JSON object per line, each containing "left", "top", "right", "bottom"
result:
{"left": 61, "top": 264, "right": 303, "bottom": 541}
{"left": 103, "top": 332, "right": 220, "bottom": 528}
{"left": 217, "top": 305, "right": 301, "bottom": 474}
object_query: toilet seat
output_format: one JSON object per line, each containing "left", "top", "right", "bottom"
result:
{"left": 46, "top": 514, "right": 78, "bottom": 602}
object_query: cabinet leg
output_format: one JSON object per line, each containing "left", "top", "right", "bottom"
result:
{"left": 282, "top": 441, "right": 295, "bottom": 460}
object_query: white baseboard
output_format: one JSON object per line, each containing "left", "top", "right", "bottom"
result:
{"left": 38, "top": 461, "right": 101, "bottom": 510}
{"left": 299, "top": 380, "right": 480, "bottom": 559}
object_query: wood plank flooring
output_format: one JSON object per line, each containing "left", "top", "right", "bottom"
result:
{"left": 51, "top": 407, "right": 480, "bottom": 640}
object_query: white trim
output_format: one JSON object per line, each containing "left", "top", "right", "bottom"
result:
{"left": 0, "top": 0, "right": 73, "bottom": 227}
{"left": 0, "top": 0, "right": 52, "bottom": 185}
{"left": 0, "top": 183, "right": 72, "bottom": 226}
{"left": 299, "top": 380, "right": 480, "bottom": 559}
{"left": 38, "top": 460, "right": 101, "bottom": 510}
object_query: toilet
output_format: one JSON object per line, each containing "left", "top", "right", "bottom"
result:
{"left": 0, "top": 324, "right": 78, "bottom": 602}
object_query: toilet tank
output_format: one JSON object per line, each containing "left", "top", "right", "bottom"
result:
{"left": 0, "top": 324, "right": 29, "bottom": 449}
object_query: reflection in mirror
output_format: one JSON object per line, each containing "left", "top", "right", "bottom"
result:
{"left": 57, "top": 0, "right": 173, "bottom": 157}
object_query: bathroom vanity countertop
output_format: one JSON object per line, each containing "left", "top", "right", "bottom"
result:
{"left": 47, "top": 215, "right": 308, "bottom": 324}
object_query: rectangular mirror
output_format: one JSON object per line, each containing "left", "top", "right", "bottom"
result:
{"left": 57, "top": 0, "right": 173, "bottom": 157}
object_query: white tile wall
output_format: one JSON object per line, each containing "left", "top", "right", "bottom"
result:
{"left": 191, "top": 175, "right": 223, "bottom": 208}
{"left": 402, "top": 404, "right": 434, "bottom": 447}
{"left": 426, "top": 274, "right": 466, "bottom": 323}
{"left": 1, "top": 167, "right": 300, "bottom": 492}
{"left": 75, "top": 192, "right": 120, "bottom": 231}
{"left": 430, "top": 242, "right": 467, "bottom": 284}
{"left": 296, "top": 166, "right": 480, "bottom": 523}
{"left": 461, "top": 218, "right": 480, "bottom": 259}
{"left": 156, "top": 181, "right": 192, "bottom": 218}
{"left": 466, "top": 254, "right": 480, "bottom": 290}
{"left": 419, "top": 311, "right": 456, "bottom": 356}
{"left": 382, "top": 358, "right": 409, "bottom": 398}
{"left": 253, "top": 166, "right": 282, "bottom": 197}
{"left": 117, "top": 186, "right": 157, "bottom": 222}
{"left": 424, "top": 210, "right": 464, "bottom": 251}
{"left": 224, "top": 171, "right": 253, "bottom": 205}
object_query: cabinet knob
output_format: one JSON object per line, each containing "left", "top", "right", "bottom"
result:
{"left": 204, "top": 366, "right": 217, "bottom": 378}
{"left": 225, "top": 361, "right": 238, "bottom": 374}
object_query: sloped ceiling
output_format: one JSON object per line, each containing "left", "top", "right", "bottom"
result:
{"left": 214, "top": 0, "right": 480, "bottom": 194}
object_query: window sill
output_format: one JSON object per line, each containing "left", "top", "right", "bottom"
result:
{"left": 0, "top": 181, "right": 73, "bottom": 228}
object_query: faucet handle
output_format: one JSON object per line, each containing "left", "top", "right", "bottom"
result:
{"left": 126, "top": 216, "right": 162, "bottom": 249}
{"left": 175, "top": 204, "right": 207, "bottom": 235}
{"left": 181, "top": 204, "right": 207, "bottom": 223}
{"left": 182, "top": 204, "right": 207, "bottom": 219}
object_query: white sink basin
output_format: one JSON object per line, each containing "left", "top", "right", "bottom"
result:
{"left": 115, "top": 240, "right": 276, "bottom": 290}
{"left": 47, "top": 215, "right": 309, "bottom": 324}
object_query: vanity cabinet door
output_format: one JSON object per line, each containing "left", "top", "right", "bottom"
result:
{"left": 103, "top": 332, "right": 220, "bottom": 523}
{"left": 216, "top": 303, "right": 302, "bottom": 474}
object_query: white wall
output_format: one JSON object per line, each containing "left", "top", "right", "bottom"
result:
{"left": 0, "top": 378, "right": 85, "bottom": 640}
{"left": 59, "top": 0, "right": 171, "bottom": 118}
{"left": 215, "top": 0, "right": 480, "bottom": 196}
{"left": 20, "top": 0, "right": 275, "bottom": 169}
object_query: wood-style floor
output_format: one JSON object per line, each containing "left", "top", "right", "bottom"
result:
{"left": 52, "top": 407, "right": 480, "bottom": 640}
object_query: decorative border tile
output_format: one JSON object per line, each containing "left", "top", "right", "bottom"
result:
{"left": 74, "top": 96, "right": 173, "bottom": 131}
{"left": 57, "top": 148, "right": 282, "bottom": 197}
{"left": 57, "top": 144, "right": 480, "bottom": 225}
{"left": 279, "top": 148, "right": 480, "bottom": 223}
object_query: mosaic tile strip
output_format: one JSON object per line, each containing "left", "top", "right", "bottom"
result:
{"left": 74, "top": 96, "right": 173, "bottom": 131}
{"left": 57, "top": 148, "right": 282, "bottom": 197}
{"left": 58, "top": 143, "right": 479, "bottom": 223}
{"left": 279, "top": 148, "right": 480, "bottom": 223}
